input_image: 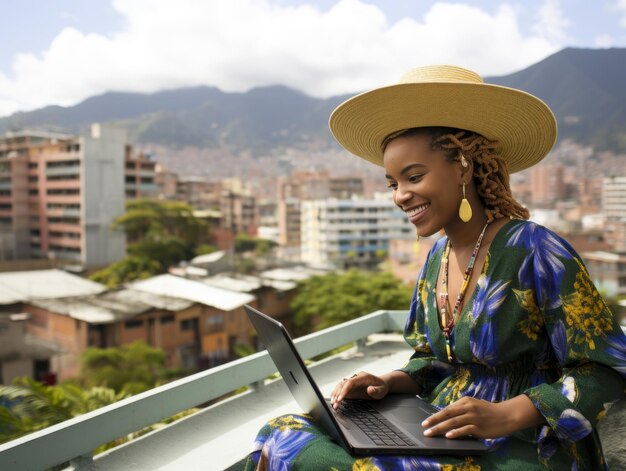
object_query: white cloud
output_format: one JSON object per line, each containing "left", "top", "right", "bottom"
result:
{"left": 0, "top": 0, "right": 565, "bottom": 117}
{"left": 594, "top": 34, "right": 614, "bottom": 47}
{"left": 532, "top": 0, "right": 571, "bottom": 44}
{"left": 616, "top": 0, "right": 626, "bottom": 27}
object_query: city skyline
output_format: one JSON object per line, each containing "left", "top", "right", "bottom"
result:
{"left": 1, "top": 0, "right": 626, "bottom": 117}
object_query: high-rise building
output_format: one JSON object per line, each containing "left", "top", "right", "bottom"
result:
{"left": 125, "top": 149, "right": 157, "bottom": 199}
{"left": 300, "top": 195, "right": 414, "bottom": 268}
{"left": 0, "top": 124, "right": 129, "bottom": 268}
{"left": 277, "top": 171, "right": 364, "bottom": 261}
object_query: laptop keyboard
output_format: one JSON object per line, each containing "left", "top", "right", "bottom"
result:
{"left": 338, "top": 400, "right": 414, "bottom": 447}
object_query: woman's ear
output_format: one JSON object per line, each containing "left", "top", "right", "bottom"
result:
{"left": 459, "top": 152, "right": 473, "bottom": 184}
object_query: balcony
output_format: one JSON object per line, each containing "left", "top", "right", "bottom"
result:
{"left": 1, "top": 310, "right": 624, "bottom": 471}
{"left": 0, "top": 310, "right": 409, "bottom": 470}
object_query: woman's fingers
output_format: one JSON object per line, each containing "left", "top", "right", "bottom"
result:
{"left": 330, "top": 372, "right": 388, "bottom": 409}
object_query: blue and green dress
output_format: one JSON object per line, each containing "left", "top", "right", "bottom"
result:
{"left": 244, "top": 219, "right": 626, "bottom": 470}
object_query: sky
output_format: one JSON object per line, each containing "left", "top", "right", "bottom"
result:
{"left": 1, "top": 0, "right": 625, "bottom": 118}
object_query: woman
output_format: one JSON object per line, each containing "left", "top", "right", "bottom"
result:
{"left": 245, "top": 66, "right": 626, "bottom": 470}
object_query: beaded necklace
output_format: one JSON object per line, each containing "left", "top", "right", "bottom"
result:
{"left": 439, "top": 222, "right": 490, "bottom": 362}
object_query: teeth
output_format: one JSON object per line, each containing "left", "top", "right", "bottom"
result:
{"left": 406, "top": 204, "right": 429, "bottom": 216}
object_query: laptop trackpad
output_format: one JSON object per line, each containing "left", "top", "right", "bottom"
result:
{"left": 374, "top": 395, "right": 439, "bottom": 425}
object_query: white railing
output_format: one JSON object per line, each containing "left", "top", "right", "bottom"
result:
{"left": 0, "top": 310, "right": 407, "bottom": 471}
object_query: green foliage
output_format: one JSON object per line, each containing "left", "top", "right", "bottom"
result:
{"left": 234, "top": 233, "right": 276, "bottom": 255}
{"left": 80, "top": 341, "right": 167, "bottom": 394}
{"left": 0, "top": 377, "right": 129, "bottom": 443}
{"left": 128, "top": 236, "right": 191, "bottom": 270}
{"left": 89, "top": 255, "right": 161, "bottom": 288}
{"left": 291, "top": 269, "right": 412, "bottom": 331}
{"left": 195, "top": 243, "right": 218, "bottom": 256}
{"left": 91, "top": 199, "right": 211, "bottom": 288}
{"left": 112, "top": 199, "right": 208, "bottom": 246}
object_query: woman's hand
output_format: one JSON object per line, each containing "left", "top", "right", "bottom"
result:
{"left": 422, "top": 394, "right": 545, "bottom": 439}
{"left": 329, "top": 371, "right": 390, "bottom": 409}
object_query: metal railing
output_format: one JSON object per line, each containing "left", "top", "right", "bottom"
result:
{"left": 0, "top": 310, "right": 407, "bottom": 471}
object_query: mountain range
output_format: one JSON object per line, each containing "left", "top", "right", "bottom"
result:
{"left": 1, "top": 47, "right": 626, "bottom": 154}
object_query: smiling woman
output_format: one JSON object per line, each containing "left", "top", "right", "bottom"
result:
{"left": 243, "top": 65, "right": 626, "bottom": 471}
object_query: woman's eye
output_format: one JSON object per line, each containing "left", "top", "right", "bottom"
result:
{"left": 386, "top": 182, "right": 397, "bottom": 190}
{"left": 409, "top": 175, "right": 423, "bottom": 183}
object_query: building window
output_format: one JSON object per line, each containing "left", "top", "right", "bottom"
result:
{"left": 180, "top": 318, "right": 198, "bottom": 331}
{"left": 207, "top": 314, "right": 224, "bottom": 325}
{"left": 125, "top": 319, "right": 143, "bottom": 329}
{"left": 160, "top": 315, "right": 175, "bottom": 324}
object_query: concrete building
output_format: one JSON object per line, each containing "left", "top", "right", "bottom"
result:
{"left": 300, "top": 195, "right": 414, "bottom": 268}
{"left": 0, "top": 269, "right": 107, "bottom": 381}
{"left": 0, "top": 125, "right": 129, "bottom": 268}
{"left": 124, "top": 149, "right": 157, "bottom": 199}
{"left": 0, "top": 313, "right": 62, "bottom": 384}
{"left": 129, "top": 274, "right": 256, "bottom": 370}
{"left": 277, "top": 171, "right": 364, "bottom": 261}
{"left": 602, "top": 176, "right": 626, "bottom": 221}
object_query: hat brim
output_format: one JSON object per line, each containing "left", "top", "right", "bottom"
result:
{"left": 329, "top": 82, "right": 557, "bottom": 173}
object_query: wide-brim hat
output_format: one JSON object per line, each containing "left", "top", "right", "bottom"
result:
{"left": 329, "top": 65, "right": 557, "bottom": 173}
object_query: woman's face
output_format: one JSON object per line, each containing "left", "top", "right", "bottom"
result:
{"left": 383, "top": 133, "right": 463, "bottom": 237}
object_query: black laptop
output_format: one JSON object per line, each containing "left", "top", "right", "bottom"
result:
{"left": 244, "top": 305, "right": 489, "bottom": 456}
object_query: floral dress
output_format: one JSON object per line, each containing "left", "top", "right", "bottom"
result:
{"left": 244, "top": 220, "right": 626, "bottom": 470}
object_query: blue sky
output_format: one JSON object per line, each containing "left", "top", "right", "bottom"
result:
{"left": 1, "top": 0, "right": 625, "bottom": 117}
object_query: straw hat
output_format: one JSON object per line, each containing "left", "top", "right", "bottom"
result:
{"left": 329, "top": 65, "right": 557, "bottom": 173}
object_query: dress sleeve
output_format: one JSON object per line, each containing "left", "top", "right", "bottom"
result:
{"left": 397, "top": 241, "right": 446, "bottom": 394}
{"left": 521, "top": 227, "right": 626, "bottom": 449}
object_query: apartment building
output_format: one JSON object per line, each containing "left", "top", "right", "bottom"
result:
{"left": 300, "top": 195, "right": 414, "bottom": 268}
{"left": 125, "top": 149, "right": 157, "bottom": 199}
{"left": 0, "top": 125, "right": 159, "bottom": 268}
{"left": 277, "top": 171, "right": 364, "bottom": 261}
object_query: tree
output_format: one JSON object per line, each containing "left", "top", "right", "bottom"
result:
{"left": 90, "top": 199, "right": 211, "bottom": 287}
{"left": 112, "top": 199, "right": 208, "bottom": 246}
{"left": 0, "top": 377, "right": 128, "bottom": 444}
{"left": 80, "top": 341, "right": 168, "bottom": 395}
{"left": 90, "top": 255, "right": 161, "bottom": 288}
{"left": 291, "top": 269, "right": 413, "bottom": 331}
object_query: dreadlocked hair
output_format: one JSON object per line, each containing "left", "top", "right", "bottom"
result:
{"left": 383, "top": 127, "right": 530, "bottom": 222}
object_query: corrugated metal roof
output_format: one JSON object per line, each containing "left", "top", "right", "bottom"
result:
{"left": 202, "top": 274, "right": 263, "bottom": 293}
{"left": 262, "top": 279, "right": 297, "bottom": 292}
{"left": 260, "top": 268, "right": 314, "bottom": 281}
{"left": 190, "top": 251, "right": 228, "bottom": 265}
{"left": 29, "top": 288, "right": 195, "bottom": 324}
{"left": 31, "top": 295, "right": 148, "bottom": 324}
{"left": 114, "top": 289, "right": 194, "bottom": 311}
{"left": 0, "top": 270, "right": 106, "bottom": 305}
{"left": 129, "top": 274, "right": 255, "bottom": 311}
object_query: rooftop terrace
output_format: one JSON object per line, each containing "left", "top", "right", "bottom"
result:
{"left": 0, "top": 310, "right": 624, "bottom": 470}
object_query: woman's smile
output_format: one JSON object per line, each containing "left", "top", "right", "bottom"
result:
{"left": 405, "top": 203, "right": 430, "bottom": 223}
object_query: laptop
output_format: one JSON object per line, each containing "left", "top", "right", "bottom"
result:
{"left": 244, "top": 305, "right": 489, "bottom": 456}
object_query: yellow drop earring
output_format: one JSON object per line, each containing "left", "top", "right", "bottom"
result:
{"left": 459, "top": 182, "right": 472, "bottom": 222}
